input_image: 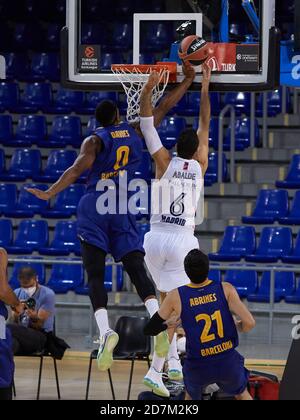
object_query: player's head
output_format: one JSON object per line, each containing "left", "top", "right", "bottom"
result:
{"left": 176, "top": 129, "right": 199, "bottom": 160}
{"left": 95, "top": 100, "right": 120, "bottom": 127}
{"left": 184, "top": 249, "right": 209, "bottom": 284}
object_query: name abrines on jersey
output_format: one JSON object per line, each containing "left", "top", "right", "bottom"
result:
{"left": 190, "top": 294, "right": 217, "bottom": 307}
{"left": 161, "top": 215, "right": 186, "bottom": 226}
{"left": 173, "top": 171, "right": 196, "bottom": 181}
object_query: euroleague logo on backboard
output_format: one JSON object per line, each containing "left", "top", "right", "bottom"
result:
{"left": 85, "top": 46, "right": 95, "bottom": 59}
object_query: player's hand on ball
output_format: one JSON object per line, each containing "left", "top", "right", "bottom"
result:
{"left": 26, "top": 188, "right": 52, "bottom": 201}
{"left": 182, "top": 63, "right": 196, "bottom": 82}
{"left": 202, "top": 62, "right": 212, "bottom": 90}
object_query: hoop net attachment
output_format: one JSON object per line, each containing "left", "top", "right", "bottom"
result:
{"left": 111, "top": 62, "right": 177, "bottom": 123}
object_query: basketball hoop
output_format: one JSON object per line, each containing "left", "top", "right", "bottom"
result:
{"left": 111, "top": 62, "right": 177, "bottom": 123}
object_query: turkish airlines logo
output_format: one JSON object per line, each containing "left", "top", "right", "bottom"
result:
{"left": 85, "top": 46, "right": 95, "bottom": 58}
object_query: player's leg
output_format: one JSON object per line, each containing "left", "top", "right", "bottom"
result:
{"left": 81, "top": 241, "right": 119, "bottom": 371}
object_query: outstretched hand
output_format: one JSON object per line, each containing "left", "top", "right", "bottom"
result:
{"left": 202, "top": 62, "right": 212, "bottom": 90}
{"left": 26, "top": 188, "right": 52, "bottom": 201}
{"left": 145, "top": 71, "right": 161, "bottom": 90}
{"left": 182, "top": 62, "right": 196, "bottom": 82}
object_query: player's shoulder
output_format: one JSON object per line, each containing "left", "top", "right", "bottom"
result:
{"left": 222, "top": 282, "right": 237, "bottom": 299}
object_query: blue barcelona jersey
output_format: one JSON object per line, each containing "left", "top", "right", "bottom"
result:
{"left": 86, "top": 122, "right": 143, "bottom": 193}
{"left": 178, "top": 280, "right": 239, "bottom": 361}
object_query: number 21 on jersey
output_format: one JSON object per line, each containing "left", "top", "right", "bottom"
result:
{"left": 195, "top": 310, "right": 224, "bottom": 344}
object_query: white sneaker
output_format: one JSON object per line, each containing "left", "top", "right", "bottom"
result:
{"left": 97, "top": 330, "right": 119, "bottom": 371}
{"left": 168, "top": 357, "right": 183, "bottom": 381}
{"left": 143, "top": 368, "right": 170, "bottom": 398}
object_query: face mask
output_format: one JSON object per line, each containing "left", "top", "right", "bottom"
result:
{"left": 23, "top": 286, "right": 37, "bottom": 298}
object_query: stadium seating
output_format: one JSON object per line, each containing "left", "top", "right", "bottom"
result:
{"left": 13, "top": 23, "right": 43, "bottom": 52}
{"left": 0, "top": 149, "right": 42, "bottom": 182}
{"left": 225, "top": 269, "right": 258, "bottom": 299}
{"left": 9, "top": 260, "right": 46, "bottom": 290}
{"left": 242, "top": 190, "right": 289, "bottom": 224}
{"left": 34, "top": 150, "right": 77, "bottom": 182}
{"left": 205, "top": 153, "right": 228, "bottom": 186}
{"left": 224, "top": 118, "right": 260, "bottom": 151}
{"left": 47, "top": 89, "right": 85, "bottom": 114}
{"left": 101, "top": 53, "right": 124, "bottom": 71}
{"left": 0, "top": 219, "right": 13, "bottom": 248}
{"left": 0, "top": 82, "right": 19, "bottom": 112}
{"left": 42, "top": 185, "right": 85, "bottom": 218}
{"left": 208, "top": 270, "right": 221, "bottom": 283}
{"left": 209, "top": 226, "right": 256, "bottom": 262}
{"left": 17, "top": 82, "right": 52, "bottom": 114}
{"left": 193, "top": 118, "right": 219, "bottom": 149}
{"left": 47, "top": 262, "right": 84, "bottom": 294}
{"left": 0, "top": 115, "right": 14, "bottom": 145}
{"left": 248, "top": 271, "right": 296, "bottom": 303}
{"left": 134, "top": 152, "right": 153, "bottom": 182}
{"left": 3, "top": 53, "right": 30, "bottom": 81}
{"left": 276, "top": 155, "right": 300, "bottom": 189}
{"left": 109, "top": 23, "right": 133, "bottom": 51}
{"left": 178, "top": 92, "right": 221, "bottom": 117}
{"left": 39, "top": 221, "right": 80, "bottom": 256}
{"left": 245, "top": 227, "right": 293, "bottom": 263}
{"left": 224, "top": 92, "right": 251, "bottom": 116}
{"left": 80, "top": 92, "right": 118, "bottom": 115}
{"left": 157, "top": 117, "right": 186, "bottom": 150}
{"left": 6, "top": 220, "right": 49, "bottom": 254}
{"left": 285, "top": 280, "right": 300, "bottom": 304}
{"left": 141, "top": 23, "right": 172, "bottom": 52}
{"left": 0, "top": 184, "right": 18, "bottom": 215}
{"left": 4, "top": 184, "right": 49, "bottom": 218}
{"left": 81, "top": 23, "right": 106, "bottom": 46}
{"left": 282, "top": 232, "right": 300, "bottom": 264}
{"left": 28, "top": 53, "right": 60, "bottom": 82}
{"left": 12, "top": 115, "right": 47, "bottom": 147}
{"left": 256, "top": 88, "right": 292, "bottom": 117}
{"left": 45, "top": 24, "right": 62, "bottom": 51}
{"left": 45, "top": 116, "right": 82, "bottom": 148}
{"left": 75, "top": 262, "right": 124, "bottom": 295}
{"left": 279, "top": 191, "right": 300, "bottom": 225}
{"left": 86, "top": 117, "right": 98, "bottom": 137}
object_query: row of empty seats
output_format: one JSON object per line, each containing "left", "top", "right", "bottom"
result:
{"left": 243, "top": 189, "right": 300, "bottom": 225}
{"left": 209, "top": 226, "right": 300, "bottom": 264}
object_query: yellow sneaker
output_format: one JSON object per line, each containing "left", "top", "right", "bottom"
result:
{"left": 154, "top": 331, "right": 170, "bottom": 358}
{"left": 97, "top": 330, "right": 119, "bottom": 371}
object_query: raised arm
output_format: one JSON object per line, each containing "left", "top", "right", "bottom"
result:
{"left": 27, "top": 136, "right": 100, "bottom": 201}
{"left": 223, "top": 282, "right": 256, "bottom": 333}
{"left": 140, "top": 71, "right": 171, "bottom": 179}
{"left": 153, "top": 64, "right": 196, "bottom": 127}
{"left": 195, "top": 63, "right": 212, "bottom": 175}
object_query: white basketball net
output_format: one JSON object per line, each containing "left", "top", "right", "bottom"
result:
{"left": 111, "top": 66, "right": 170, "bottom": 124}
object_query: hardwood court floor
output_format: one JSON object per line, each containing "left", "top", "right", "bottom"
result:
{"left": 13, "top": 352, "right": 286, "bottom": 400}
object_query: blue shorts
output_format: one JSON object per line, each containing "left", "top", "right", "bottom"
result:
{"left": 0, "top": 328, "right": 14, "bottom": 389}
{"left": 77, "top": 192, "right": 144, "bottom": 262}
{"left": 183, "top": 350, "right": 249, "bottom": 400}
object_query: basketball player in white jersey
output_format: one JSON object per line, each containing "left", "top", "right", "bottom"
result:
{"left": 139, "top": 63, "right": 212, "bottom": 397}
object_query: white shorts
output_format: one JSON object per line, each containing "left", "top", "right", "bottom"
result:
{"left": 144, "top": 228, "right": 199, "bottom": 293}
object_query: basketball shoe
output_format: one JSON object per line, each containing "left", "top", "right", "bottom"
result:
{"left": 97, "top": 330, "right": 119, "bottom": 371}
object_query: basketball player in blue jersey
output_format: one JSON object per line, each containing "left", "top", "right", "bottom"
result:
{"left": 0, "top": 248, "right": 24, "bottom": 400}
{"left": 144, "top": 249, "right": 255, "bottom": 401}
{"left": 27, "top": 65, "right": 197, "bottom": 371}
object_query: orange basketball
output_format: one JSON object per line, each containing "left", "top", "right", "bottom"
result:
{"left": 178, "top": 35, "right": 210, "bottom": 66}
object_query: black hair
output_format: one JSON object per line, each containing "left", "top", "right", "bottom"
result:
{"left": 176, "top": 129, "right": 199, "bottom": 159}
{"left": 18, "top": 267, "right": 38, "bottom": 284}
{"left": 184, "top": 249, "right": 209, "bottom": 284}
{"left": 95, "top": 100, "right": 118, "bottom": 127}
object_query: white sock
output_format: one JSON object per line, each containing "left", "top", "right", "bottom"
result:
{"left": 168, "top": 334, "right": 179, "bottom": 361}
{"left": 145, "top": 298, "right": 159, "bottom": 317}
{"left": 151, "top": 352, "right": 166, "bottom": 373}
{"left": 94, "top": 308, "right": 111, "bottom": 337}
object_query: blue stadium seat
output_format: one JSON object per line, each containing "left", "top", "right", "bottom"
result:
{"left": 0, "top": 23, "right": 13, "bottom": 52}
{"left": 245, "top": 227, "right": 293, "bottom": 263}
{"left": 45, "top": 23, "right": 63, "bottom": 51}
{"left": 208, "top": 270, "right": 221, "bottom": 283}
{"left": 0, "top": 150, "right": 5, "bottom": 177}
{"left": 209, "top": 226, "right": 256, "bottom": 262}
{"left": 109, "top": 23, "right": 133, "bottom": 51}
{"left": 81, "top": 23, "right": 106, "bottom": 46}
{"left": 4, "top": 184, "right": 49, "bottom": 218}
{"left": 282, "top": 232, "right": 300, "bottom": 264}
{"left": 43, "top": 116, "right": 82, "bottom": 148}
{"left": 6, "top": 220, "right": 49, "bottom": 255}
{"left": 248, "top": 271, "right": 296, "bottom": 303}
{"left": 10, "top": 115, "right": 47, "bottom": 148}
{"left": 86, "top": 117, "right": 98, "bottom": 137}
{"left": 224, "top": 118, "right": 260, "bottom": 151}
{"left": 47, "top": 262, "right": 84, "bottom": 294}
{"left": 0, "top": 219, "right": 13, "bottom": 248}
{"left": 256, "top": 89, "right": 292, "bottom": 117}
{"left": 285, "top": 279, "right": 300, "bottom": 304}
{"left": 224, "top": 92, "right": 251, "bottom": 116}
{"left": 279, "top": 191, "right": 300, "bottom": 225}
{"left": 225, "top": 269, "right": 258, "bottom": 299}
{"left": 81, "top": 0, "right": 108, "bottom": 20}
{"left": 75, "top": 262, "right": 124, "bottom": 295}
{"left": 47, "top": 89, "right": 85, "bottom": 114}
{"left": 42, "top": 185, "right": 85, "bottom": 218}
{"left": 0, "top": 149, "right": 42, "bottom": 182}
{"left": 242, "top": 190, "right": 289, "bottom": 224}
{"left": 29, "top": 53, "right": 60, "bottom": 82}
{"left": 0, "top": 184, "right": 17, "bottom": 215}
{"left": 181, "top": 92, "right": 221, "bottom": 117}
{"left": 13, "top": 23, "right": 42, "bottom": 51}
{"left": 141, "top": 23, "right": 172, "bottom": 52}
{"left": 0, "top": 82, "right": 19, "bottom": 112}
{"left": 17, "top": 82, "right": 52, "bottom": 114}
{"left": 0, "top": 115, "right": 14, "bottom": 145}
{"left": 134, "top": 152, "right": 153, "bottom": 182}
{"left": 3, "top": 53, "right": 30, "bottom": 81}
{"left": 157, "top": 117, "right": 187, "bottom": 150}
{"left": 9, "top": 260, "right": 46, "bottom": 291}
{"left": 101, "top": 53, "right": 123, "bottom": 71}
{"left": 40, "top": 221, "right": 80, "bottom": 256}
{"left": 193, "top": 117, "right": 219, "bottom": 149}
{"left": 81, "top": 92, "right": 118, "bottom": 115}
{"left": 204, "top": 153, "right": 228, "bottom": 186}
{"left": 139, "top": 53, "right": 157, "bottom": 65}
{"left": 276, "top": 155, "right": 300, "bottom": 189}
{"left": 34, "top": 150, "right": 77, "bottom": 182}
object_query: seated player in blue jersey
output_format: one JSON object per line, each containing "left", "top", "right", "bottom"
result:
{"left": 144, "top": 249, "right": 256, "bottom": 401}
{"left": 0, "top": 248, "right": 24, "bottom": 400}
{"left": 27, "top": 65, "right": 196, "bottom": 372}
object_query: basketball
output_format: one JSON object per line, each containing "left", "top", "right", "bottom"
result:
{"left": 178, "top": 35, "right": 210, "bottom": 66}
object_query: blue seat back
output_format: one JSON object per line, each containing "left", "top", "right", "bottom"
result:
{"left": 16, "top": 115, "right": 47, "bottom": 141}
{"left": 52, "top": 221, "right": 78, "bottom": 246}
{"left": 0, "top": 115, "right": 13, "bottom": 141}
{"left": 86, "top": 117, "right": 98, "bottom": 136}
{"left": 158, "top": 117, "right": 186, "bottom": 138}
{"left": 45, "top": 150, "right": 77, "bottom": 176}
{"left": 0, "top": 184, "right": 17, "bottom": 211}
{"left": 4, "top": 53, "right": 29, "bottom": 80}
{"left": 18, "top": 184, "right": 49, "bottom": 211}
{"left": 225, "top": 270, "right": 258, "bottom": 294}
{"left": 22, "top": 82, "right": 52, "bottom": 108}
{"left": 31, "top": 53, "right": 60, "bottom": 81}
{"left": 224, "top": 92, "right": 251, "bottom": 115}
{"left": 289, "top": 191, "right": 300, "bottom": 217}
{"left": 257, "top": 227, "right": 293, "bottom": 257}
{"left": 208, "top": 270, "right": 221, "bottom": 283}
{"left": 260, "top": 271, "right": 295, "bottom": 295}
{"left": 10, "top": 261, "right": 46, "bottom": 286}
{"left": 86, "top": 92, "right": 118, "bottom": 108}
{"left": 252, "top": 189, "right": 289, "bottom": 218}
{"left": 220, "top": 226, "right": 256, "bottom": 256}
{"left": 50, "top": 116, "right": 82, "bottom": 142}
{"left": 9, "top": 149, "right": 42, "bottom": 176}
{"left": 101, "top": 53, "right": 123, "bottom": 70}
{"left": 205, "top": 152, "right": 228, "bottom": 183}
{"left": 55, "top": 89, "right": 85, "bottom": 109}
{"left": 54, "top": 185, "right": 86, "bottom": 210}
{"left": 49, "top": 263, "right": 84, "bottom": 289}
{"left": 0, "top": 219, "right": 13, "bottom": 247}
{"left": 0, "top": 82, "right": 19, "bottom": 109}
{"left": 15, "top": 220, "right": 49, "bottom": 248}
{"left": 285, "top": 155, "right": 300, "bottom": 182}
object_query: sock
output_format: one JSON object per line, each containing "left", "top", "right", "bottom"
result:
{"left": 167, "top": 334, "right": 179, "bottom": 361}
{"left": 151, "top": 352, "right": 166, "bottom": 373}
{"left": 94, "top": 308, "right": 111, "bottom": 337}
{"left": 145, "top": 298, "right": 159, "bottom": 317}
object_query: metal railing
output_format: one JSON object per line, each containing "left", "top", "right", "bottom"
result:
{"left": 293, "top": 87, "right": 300, "bottom": 115}
{"left": 218, "top": 104, "right": 236, "bottom": 183}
